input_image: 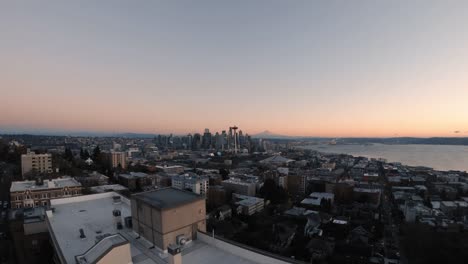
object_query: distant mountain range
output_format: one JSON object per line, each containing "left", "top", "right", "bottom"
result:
{"left": 252, "top": 130, "right": 294, "bottom": 139}
{"left": 2, "top": 130, "right": 468, "bottom": 146}
{"left": 0, "top": 131, "right": 158, "bottom": 138}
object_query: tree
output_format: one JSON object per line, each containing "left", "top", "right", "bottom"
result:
{"left": 80, "top": 148, "right": 90, "bottom": 160}
{"left": 92, "top": 146, "right": 101, "bottom": 162}
{"left": 259, "top": 179, "right": 287, "bottom": 204}
{"left": 64, "top": 148, "right": 73, "bottom": 162}
{"left": 219, "top": 168, "right": 230, "bottom": 180}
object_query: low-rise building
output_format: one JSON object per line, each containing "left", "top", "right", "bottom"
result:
{"left": 10, "top": 177, "right": 82, "bottom": 208}
{"left": 172, "top": 173, "right": 209, "bottom": 196}
{"left": 156, "top": 165, "right": 185, "bottom": 174}
{"left": 44, "top": 191, "right": 293, "bottom": 264}
{"left": 74, "top": 171, "right": 109, "bottom": 187}
{"left": 222, "top": 178, "right": 256, "bottom": 196}
{"left": 118, "top": 172, "right": 151, "bottom": 191}
{"left": 232, "top": 193, "right": 264, "bottom": 216}
{"left": 301, "top": 192, "right": 334, "bottom": 207}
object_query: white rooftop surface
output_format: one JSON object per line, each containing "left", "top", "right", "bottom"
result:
{"left": 47, "top": 192, "right": 133, "bottom": 264}
{"left": 182, "top": 241, "right": 258, "bottom": 264}
{"left": 11, "top": 177, "right": 81, "bottom": 192}
{"left": 47, "top": 192, "right": 283, "bottom": 264}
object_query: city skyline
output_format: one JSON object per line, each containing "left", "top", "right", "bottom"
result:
{"left": 2, "top": 1, "right": 468, "bottom": 137}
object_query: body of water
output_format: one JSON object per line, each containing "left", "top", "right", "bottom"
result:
{"left": 300, "top": 144, "right": 468, "bottom": 172}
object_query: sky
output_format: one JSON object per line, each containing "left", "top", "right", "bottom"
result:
{"left": 1, "top": 1, "right": 468, "bottom": 137}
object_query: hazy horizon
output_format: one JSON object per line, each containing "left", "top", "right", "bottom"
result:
{"left": 2, "top": 1, "right": 468, "bottom": 137}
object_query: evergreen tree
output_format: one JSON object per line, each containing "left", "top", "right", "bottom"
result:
{"left": 92, "top": 146, "right": 101, "bottom": 161}
{"left": 64, "top": 148, "right": 73, "bottom": 161}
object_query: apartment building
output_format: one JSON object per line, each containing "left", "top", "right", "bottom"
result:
{"left": 171, "top": 173, "right": 209, "bottom": 196}
{"left": 21, "top": 150, "right": 53, "bottom": 177}
{"left": 221, "top": 178, "right": 256, "bottom": 196}
{"left": 232, "top": 193, "right": 264, "bottom": 216}
{"left": 104, "top": 151, "right": 127, "bottom": 169}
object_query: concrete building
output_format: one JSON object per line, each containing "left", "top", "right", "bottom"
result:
{"left": 301, "top": 192, "right": 334, "bottom": 208}
{"left": 74, "top": 171, "right": 109, "bottom": 187}
{"left": 232, "top": 194, "right": 264, "bottom": 216}
{"left": 131, "top": 188, "right": 206, "bottom": 250}
{"left": 222, "top": 178, "right": 256, "bottom": 196}
{"left": 44, "top": 191, "right": 296, "bottom": 264}
{"left": 10, "top": 177, "right": 82, "bottom": 208}
{"left": 152, "top": 173, "right": 172, "bottom": 188}
{"left": 46, "top": 192, "right": 134, "bottom": 264}
{"left": 171, "top": 173, "right": 209, "bottom": 196}
{"left": 156, "top": 165, "right": 185, "bottom": 174}
{"left": 104, "top": 151, "right": 127, "bottom": 169}
{"left": 89, "top": 184, "right": 128, "bottom": 194}
{"left": 118, "top": 172, "right": 150, "bottom": 191}
{"left": 21, "top": 150, "right": 52, "bottom": 177}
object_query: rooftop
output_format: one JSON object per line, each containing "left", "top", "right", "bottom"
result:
{"left": 46, "top": 192, "right": 133, "bottom": 264}
{"left": 10, "top": 177, "right": 81, "bottom": 192}
{"left": 222, "top": 178, "right": 256, "bottom": 186}
{"left": 232, "top": 194, "right": 264, "bottom": 207}
{"left": 89, "top": 184, "right": 128, "bottom": 193}
{"left": 119, "top": 172, "right": 148, "bottom": 179}
{"left": 354, "top": 187, "right": 381, "bottom": 193}
{"left": 132, "top": 188, "right": 204, "bottom": 210}
{"left": 46, "top": 192, "right": 291, "bottom": 264}
{"left": 260, "top": 155, "right": 294, "bottom": 164}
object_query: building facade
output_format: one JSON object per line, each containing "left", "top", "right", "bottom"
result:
{"left": 232, "top": 194, "right": 264, "bottom": 216}
{"left": 221, "top": 179, "right": 256, "bottom": 196}
{"left": 131, "top": 188, "right": 206, "bottom": 250}
{"left": 21, "top": 150, "right": 53, "bottom": 177}
{"left": 104, "top": 151, "right": 127, "bottom": 169}
{"left": 171, "top": 173, "right": 209, "bottom": 196}
{"left": 10, "top": 177, "right": 82, "bottom": 208}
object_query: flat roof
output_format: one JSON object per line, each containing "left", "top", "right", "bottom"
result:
{"left": 90, "top": 184, "right": 128, "bottom": 193}
{"left": 45, "top": 192, "right": 286, "bottom": 264}
{"left": 10, "top": 177, "right": 81, "bottom": 192}
{"left": 47, "top": 192, "right": 133, "bottom": 264}
{"left": 182, "top": 241, "right": 259, "bottom": 264}
{"left": 233, "top": 194, "right": 264, "bottom": 206}
{"left": 132, "top": 188, "right": 204, "bottom": 210}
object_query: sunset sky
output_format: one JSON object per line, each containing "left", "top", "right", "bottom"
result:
{"left": 1, "top": 1, "right": 468, "bottom": 137}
